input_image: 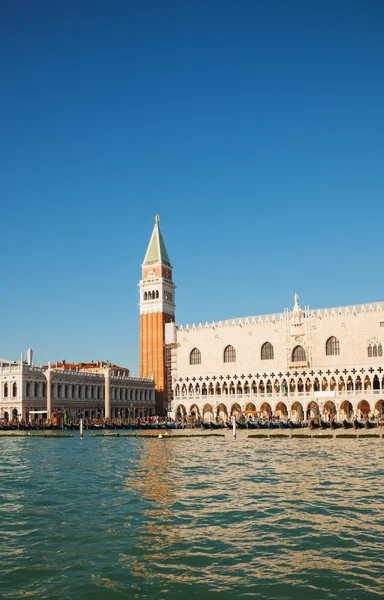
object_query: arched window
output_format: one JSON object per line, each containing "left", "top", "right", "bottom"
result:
{"left": 292, "top": 345, "right": 306, "bottom": 362}
{"left": 224, "top": 345, "right": 236, "bottom": 363}
{"left": 190, "top": 348, "right": 201, "bottom": 365}
{"left": 261, "top": 342, "right": 274, "bottom": 360}
{"left": 156, "top": 290, "right": 159, "bottom": 299}
{"left": 326, "top": 336, "right": 340, "bottom": 356}
{"left": 4, "top": 383, "right": 8, "bottom": 398}
{"left": 144, "top": 292, "right": 147, "bottom": 300}
{"left": 12, "top": 383, "right": 17, "bottom": 397}
{"left": 26, "top": 382, "right": 30, "bottom": 397}
{"left": 368, "top": 341, "right": 383, "bottom": 357}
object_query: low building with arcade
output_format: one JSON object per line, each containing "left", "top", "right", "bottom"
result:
{"left": 0, "top": 351, "right": 155, "bottom": 423}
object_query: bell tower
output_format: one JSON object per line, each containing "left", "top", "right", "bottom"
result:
{"left": 139, "top": 216, "right": 175, "bottom": 415}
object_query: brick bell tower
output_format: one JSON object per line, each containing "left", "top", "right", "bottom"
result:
{"left": 139, "top": 216, "right": 175, "bottom": 415}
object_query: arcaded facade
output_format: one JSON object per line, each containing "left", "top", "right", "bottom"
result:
{"left": 0, "top": 356, "right": 155, "bottom": 422}
{"left": 166, "top": 295, "right": 384, "bottom": 422}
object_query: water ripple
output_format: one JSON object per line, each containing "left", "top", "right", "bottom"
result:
{"left": 0, "top": 436, "right": 383, "bottom": 598}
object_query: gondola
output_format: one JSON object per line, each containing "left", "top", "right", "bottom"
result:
{"left": 353, "top": 419, "right": 365, "bottom": 429}
{"left": 309, "top": 420, "right": 321, "bottom": 430}
{"left": 343, "top": 420, "right": 354, "bottom": 429}
{"left": 211, "top": 422, "right": 225, "bottom": 429}
{"left": 201, "top": 422, "right": 212, "bottom": 429}
{"left": 269, "top": 422, "right": 281, "bottom": 429}
{"left": 320, "top": 420, "right": 331, "bottom": 429}
{"left": 279, "top": 421, "right": 291, "bottom": 429}
{"left": 164, "top": 422, "right": 178, "bottom": 429}
{"left": 365, "top": 421, "right": 378, "bottom": 429}
{"left": 247, "top": 421, "right": 259, "bottom": 429}
{"left": 290, "top": 421, "right": 305, "bottom": 429}
{"left": 258, "top": 422, "right": 270, "bottom": 429}
{"left": 330, "top": 420, "right": 343, "bottom": 429}
{"left": 236, "top": 421, "right": 248, "bottom": 429}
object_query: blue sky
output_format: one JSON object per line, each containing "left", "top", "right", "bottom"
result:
{"left": 1, "top": 0, "right": 383, "bottom": 371}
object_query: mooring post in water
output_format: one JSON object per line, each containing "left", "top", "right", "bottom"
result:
{"left": 232, "top": 415, "right": 236, "bottom": 440}
{"left": 80, "top": 418, "right": 83, "bottom": 439}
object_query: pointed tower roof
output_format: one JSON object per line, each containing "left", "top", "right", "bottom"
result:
{"left": 143, "top": 215, "right": 171, "bottom": 266}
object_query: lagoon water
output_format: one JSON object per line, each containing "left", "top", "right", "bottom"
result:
{"left": 0, "top": 434, "right": 383, "bottom": 599}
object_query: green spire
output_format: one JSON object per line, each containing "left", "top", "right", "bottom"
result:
{"left": 143, "top": 216, "right": 171, "bottom": 265}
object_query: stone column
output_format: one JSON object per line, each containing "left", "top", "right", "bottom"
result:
{"left": 44, "top": 368, "right": 53, "bottom": 421}
{"left": 104, "top": 367, "right": 111, "bottom": 420}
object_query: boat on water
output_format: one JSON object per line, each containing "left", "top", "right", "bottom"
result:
{"left": 211, "top": 422, "right": 225, "bottom": 429}
{"left": 353, "top": 419, "right": 365, "bottom": 429}
{"left": 290, "top": 421, "right": 308, "bottom": 429}
{"left": 365, "top": 421, "right": 378, "bottom": 429}
{"left": 343, "top": 420, "right": 354, "bottom": 429}
{"left": 330, "top": 420, "right": 343, "bottom": 429}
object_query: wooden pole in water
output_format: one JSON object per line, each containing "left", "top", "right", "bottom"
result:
{"left": 80, "top": 418, "right": 83, "bottom": 439}
{"left": 232, "top": 414, "right": 236, "bottom": 440}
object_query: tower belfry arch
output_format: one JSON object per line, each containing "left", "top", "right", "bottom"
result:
{"left": 139, "top": 216, "right": 176, "bottom": 415}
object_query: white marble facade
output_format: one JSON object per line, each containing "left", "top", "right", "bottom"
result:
{"left": 166, "top": 296, "right": 384, "bottom": 421}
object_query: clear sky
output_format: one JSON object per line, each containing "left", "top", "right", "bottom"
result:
{"left": 1, "top": 0, "right": 384, "bottom": 372}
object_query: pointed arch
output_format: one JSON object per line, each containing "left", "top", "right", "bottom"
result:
{"left": 292, "top": 345, "right": 306, "bottom": 362}
{"left": 190, "top": 348, "right": 201, "bottom": 365}
{"left": 261, "top": 342, "right": 274, "bottom": 360}
{"left": 260, "top": 402, "right": 272, "bottom": 417}
{"left": 275, "top": 401, "right": 288, "bottom": 418}
{"left": 326, "top": 336, "right": 340, "bottom": 356}
{"left": 224, "top": 345, "right": 236, "bottom": 363}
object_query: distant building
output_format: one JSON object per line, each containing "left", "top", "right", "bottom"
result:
{"left": 165, "top": 293, "right": 384, "bottom": 421}
{"left": 0, "top": 354, "right": 155, "bottom": 422}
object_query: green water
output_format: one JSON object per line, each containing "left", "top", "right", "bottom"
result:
{"left": 0, "top": 435, "right": 383, "bottom": 599}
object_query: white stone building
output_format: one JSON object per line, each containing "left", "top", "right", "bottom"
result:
{"left": 166, "top": 295, "right": 384, "bottom": 422}
{"left": 0, "top": 352, "right": 155, "bottom": 422}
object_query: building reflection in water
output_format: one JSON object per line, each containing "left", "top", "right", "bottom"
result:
{"left": 120, "top": 437, "right": 384, "bottom": 595}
